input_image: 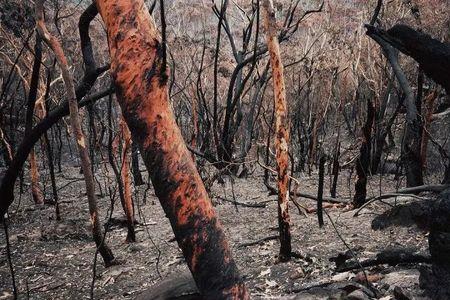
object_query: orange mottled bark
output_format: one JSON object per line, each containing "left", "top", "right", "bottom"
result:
{"left": 119, "top": 115, "right": 135, "bottom": 242}
{"left": 36, "top": 0, "right": 114, "bottom": 266}
{"left": 95, "top": 0, "right": 248, "bottom": 298}
{"left": 263, "top": 0, "right": 292, "bottom": 261}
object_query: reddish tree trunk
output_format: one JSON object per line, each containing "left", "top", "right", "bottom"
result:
{"left": 119, "top": 115, "right": 135, "bottom": 243}
{"left": 263, "top": 0, "right": 292, "bottom": 262}
{"left": 95, "top": 0, "right": 248, "bottom": 298}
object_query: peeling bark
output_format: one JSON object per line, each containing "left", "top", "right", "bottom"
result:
{"left": 95, "top": 0, "right": 248, "bottom": 298}
{"left": 263, "top": 0, "right": 292, "bottom": 261}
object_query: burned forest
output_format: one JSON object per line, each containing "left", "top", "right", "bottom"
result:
{"left": 1, "top": 0, "right": 450, "bottom": 299}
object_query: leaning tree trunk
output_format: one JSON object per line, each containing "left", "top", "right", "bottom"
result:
{"left": 263, "top": 0, "right": 292, "bottom": 262}
{"left": 36, "top": 0, "right": 115, "bottom": 266}
{"left": 95, "top": 0, "right": 248, "bottom": 298}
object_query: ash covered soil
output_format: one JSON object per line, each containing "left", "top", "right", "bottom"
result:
{"left": 0, "top": 164, "right": 432, "bottom": 299}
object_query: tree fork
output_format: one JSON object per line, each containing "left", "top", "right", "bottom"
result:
{"left": 95, "top": 0, "right": 248, "bottom": 298}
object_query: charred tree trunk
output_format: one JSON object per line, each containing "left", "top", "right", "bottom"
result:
{"left": 378, "top": 24, "right": 450, "bottom": 95}
{"left": 95, "top": 0, "right": 248, "bottom": 297}
{"left": 366, "top": 25, "right": 424, "bottom": 187}
{"left": 353, "top": 99, "right": 375, "bottom": 208}
{"left": 421, "top": 91, "right": 438, "bottom": 168}
{"left": 263, "top": 0, "right": 292, "bottom": 262}
{"left": 36, "top": 0, "right": 115, "bottom": 266}
{"left": 42, "top": 65, "right": 60, "bottom": 219}
{"left": 25, "top": 34, "right": 44, "bottom": 205}
{"left": 0, "top": 3, "right": 109, "bottom": 217}
{"left": 131, "top": 142, "right": 144, "bottom": 186}
{"left": 330, "top": 132, "right": 340, "bottom": 198}
{"left": 421, "top": 188, "right": 450, "bottom": 299}
{"left": 317, "top": 154, "right": 326, "bottom": 227}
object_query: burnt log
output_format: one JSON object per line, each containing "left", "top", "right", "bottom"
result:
{"left": 365, "top": 24, "right": 450, "bottom": 94}
{"left": 332, "top": 247, "right": 430, "bottom": 273}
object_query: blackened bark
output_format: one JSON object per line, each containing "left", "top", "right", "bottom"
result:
{"left": 131, "top": 142, "right": 144, "bottom": 186}
{"left": 330, "top": 143, "right": 340, "bottom": 199}
{"left": 317, "top": 155, "right": 326, "bottom": 227}
{"left": 95, "top": 0, "right": 248, "bottom": 297}
{"left": 424, "top": 188, "right": 450, "bottom": 298}
{"left": 353, "top": 99, "right": 375, "bottom": 208}
{"left": 0, "top": 0, "right": 107, "bottom": 219}
{"left": 366, "top": 24, "right": 450, "bottom": 94}
{"left": 0, "top": 88, "right": 111, "bottom": 217}
{"left": 366, "top": 24, "right": 424, "bottom": 187}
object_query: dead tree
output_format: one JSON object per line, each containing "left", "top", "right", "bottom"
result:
{"left": 366, "top": 24, "right": 450, "bottom": 95}
{"left": 36, "top": 0, "right": 115, "bottom": 266}
{"left": 422, "top": 188, "right": 450, "bottom": 298}
{"left": 421, "top": 91, "right": 438, "bottom": 168}
{"left": 353, "top": 99, "right": 375, "bottom": 207}
{"left": 0, "top": 3, "right": 109, "bottom": 217}
{"left": 263, "top": 0, "right": 292, "bottom": 262}
{"left": 317, "top": 154, "right": 326, "bottom": 227}
{"left": 366, "top": 25, "right": 424, "bottom": 187}
{"left": 95, "top": 0, "right": 248, "bottom": 298}
{"left": 25, "top": 34, "right": 44, "bottom": 205}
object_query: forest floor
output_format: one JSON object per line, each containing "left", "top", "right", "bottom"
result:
{"left": 0, "top": 161, "right": 436, "bottom": 299}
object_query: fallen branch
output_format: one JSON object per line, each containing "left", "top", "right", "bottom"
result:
{"left": 333, "top": 248, "right": 431, "bottom": 272}
{"left": 295, "top": 191, "right": 350, "bottom": 205}
{"left": 215, "top": 196, "right": 266, "bottom": 208}
{"left": 238, "top": 235, "right": 278, "bottom": 248}
{"left": 354, "top": 184, "right": 449, "bottom": 216}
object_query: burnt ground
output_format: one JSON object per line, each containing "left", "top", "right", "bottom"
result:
{"left": 0, "top": 161, "right": 436, "bottom": 299}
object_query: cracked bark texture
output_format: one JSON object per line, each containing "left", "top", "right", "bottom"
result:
{"left": 95, "top": 0, "right": 248, "bottom": 298}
